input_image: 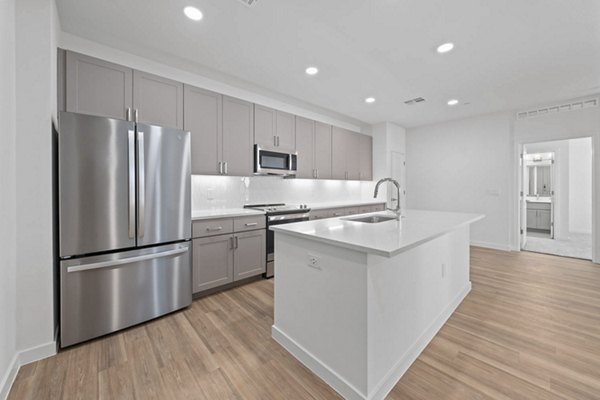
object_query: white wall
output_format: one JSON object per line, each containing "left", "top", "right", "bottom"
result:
{"left": 525, "top": 140, "right": 570, "bottom": 239}
{"left": 569, "top": 137, "right": 593, "bottom": 234}
{"left": 406, "top": 112, "right": 512, "bottom": 250}
{"left": 14, "top": 0, "right": 58, "bottom": 366}
{"left": 369, "top": 122, "right": 406, "bottom": 203}
{"left": 0, "top": 0, "right": 18, "bottom": 397}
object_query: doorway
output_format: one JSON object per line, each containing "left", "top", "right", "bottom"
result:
{"left": 519, "top": 137, "right": 593, "bottom": 260}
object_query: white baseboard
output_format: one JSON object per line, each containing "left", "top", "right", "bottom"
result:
{"left": 0, "top": 355, "right": 19, "bottom": 400}
{"left": 470, "top": 240, "right": 512, "bottom": 251}
{"left": 272, "top": 283, "right": 472, "bottom": 400}
{"left": 368, "top": 282, "right": 471, "bottom": 400}
{"left": 272, "top": 326, "right": 366, "bottom": 400}
{"left": 0, "top": 341, "right": 56, "bottom": 400}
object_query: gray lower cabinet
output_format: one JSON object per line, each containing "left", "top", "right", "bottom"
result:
{"left": 184, "top": 85, "right": 222, "bottom": 175}
{"left": 64, "top": 51, "right": 133, "bottom": 120}
{"left": 133, "top": 70, "right": 183, "bottom": 129}
{"left": 222, "top": 96, "right": 254, "bottom": 176}
{"left": 193, "top": 235, "right": 234, "bottom": 293}
{"left": 310, "top": 203, "right": 386, "bottom": 221}
{"left": 234, "top": 230, "right": 266, "bottom": 280}
{"left": 526, "top": 202, "right": 552, "bottom": 230}
{"left": 192, "top": 216, "right": 266, "bottom": 294}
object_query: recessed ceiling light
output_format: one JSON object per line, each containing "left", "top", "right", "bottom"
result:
{"left": 447, "top": 99, "right": 459, "bottom": 106}
{"left": 305, "top": 66, "right": 319, "bottom": 75}
{"left": 183, "top": 6, "right": 203, "bottom": 21}
{"left": 365, "top": 97, "right": 376, "bottom": 104}
{"left": 436, "top": 42, "right": 454, "bottom": 53}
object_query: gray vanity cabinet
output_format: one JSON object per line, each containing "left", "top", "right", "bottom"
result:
{"left": 295, "top": 116, "right": 315, "bottom": 178}
{"left": 222, "top": 96, "right": 254, "bottom": 176}
{"left": 133, "top": 71, "right": 183, "bottom": 129}
{"left": 184, "top": 85, "right": 222, "bottom": 175}
{"left": 526, "top": 202, "right": 552, "bottom": 231}
{"left": 314, "top": 122, "right": 333, "bottom": 179}
{"left": 65, "top": 51, "right": 133, "bottom": 120}
{"left": 192, "top": 235, "right": 234, "bottom": 293}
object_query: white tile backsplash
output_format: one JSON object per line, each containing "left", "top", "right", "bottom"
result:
{"left": 192, "top": 175, "right": 375, "bottom": 210}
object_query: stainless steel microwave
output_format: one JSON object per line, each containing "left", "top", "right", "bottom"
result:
{"left": 254, "top": 145, "right": 297, "bottom": 176}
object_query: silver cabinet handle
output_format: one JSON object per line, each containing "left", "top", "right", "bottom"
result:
{"left": 229, "top": 236, "right": 234, "bottom": 249}
{"left": 277, "top": 136, "right": 280, "bottom": 147}
{"left": 218, "top": 161, "right": 223, "bottom": 174}
{"left": 134, "top": 108, "right": 139, "bottom": 123}
{"left": 206, "top": 226, "right": 223, "bottom": 232}
{"left": 333, "top": 212, "right": 343, "bottom": 216}
{"left": 126, "top": 107, "right": 132, "bottom": 121}
{"left": 245, "top": 222, "right": 258, "bottom": 227}
{"left": 67, "top": 246, "right": 189, "bottom": 273}
{"left": 224, "top": 161, "right": 228, "bottom": 175}
{"left": 274, "top": 136, "right": 277, "bottom": 147}
{"left": 137, "top": 131, "right": 145, "bottom": 238}
{"left": 128, "top": 130, "right": 135, "bottom": 239}
{"left": 316, "top": 169, "right": 319, "bottom": 179}
{"left": 234, "top": 236, "right": 239, "bottom": 249}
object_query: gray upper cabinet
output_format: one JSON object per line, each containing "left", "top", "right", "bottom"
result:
{"left": 133, "top": 71, "right": 183, "bottom": 129}
{"left": 233, "top": 229, "right": 266, "bottom": 280}
{"left": 65, "top": 51, "right": 133, "bottom": 120}
{"left": 253, "top": 105, "right": 295, "bottom": 149}
{"left": 331, "top": 127, "right": 349, "bottom": 179}
{"left": 276, "top": 110, "right": 296, "bottom": 150}
{"left": 359, "top": 134, "right": 373, "bottom": 181}
{"left": 192, "top": 235, "right": 234, "bottom": 293}
{"left": 295, "top": 116, "right": 315, "bottom": 179}
{"left": 254, "top": 104, "right": 276, "bottom": 147}
{"left": 346, "top": 131, "right": 361, "bottom": 180}
{"left": 184, "top": 85, "right": 222, "bottom": 175}
{"left": 222, "top": 96, "right": 254, "bottom": 176}
{"left": 314, "top": 121, "right": 332, "bottom": 180}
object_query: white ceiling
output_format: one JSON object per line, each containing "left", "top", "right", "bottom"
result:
{"left": 56, "top": 0, "right": 600, "bottom": 128}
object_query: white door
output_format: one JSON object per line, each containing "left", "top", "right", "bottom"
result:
{"left": 390, "top": 152, "right": 407, "bottom": 214}
{"left": 520, "top": 147, "right": 528, "bottom": 248}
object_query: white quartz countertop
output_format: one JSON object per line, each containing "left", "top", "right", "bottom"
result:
{"left": 192, "top": 208, "right": 265, "bottom": 221}
{"left": 307, "top": 200, "right": 386, "bottom": 210}
{"left": 271, "top": 209, "right": 484, "bottom": 257}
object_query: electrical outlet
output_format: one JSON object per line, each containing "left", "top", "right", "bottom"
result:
{"left": 307, "top": 254, "right": 321, "bottom": 269}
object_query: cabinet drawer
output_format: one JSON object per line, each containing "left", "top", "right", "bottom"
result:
{"left": 330, "top": 208, "right": 347, "bottom": 218}
{"left": 234, "top": 215, "right": 266, "bottom": 232}
{"left": 527, "top": 202, "right": 551, "bottom": 211}
{"left": 345, "top": 206, "right": 361, "bottom": 215}
{"left": 309, "top": 209, "right": 332, "bottom": 220}
{"left": 373, "top": 203, "right": 386, "bottom": 212}
{"left": 192, "top": 218, "right": 234, "bottom": 238}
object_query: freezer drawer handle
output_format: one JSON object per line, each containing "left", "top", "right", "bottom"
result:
{"left": 66, "top": 247, "right": 189, "bottom": 273}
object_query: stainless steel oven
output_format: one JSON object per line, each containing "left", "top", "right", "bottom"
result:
{"left": 254, "top": 145, "right": 297, "bottom": 176}
{"left": 244, "top": 204, "right": 310, "bottom": 277}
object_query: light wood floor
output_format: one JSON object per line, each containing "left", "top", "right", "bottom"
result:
{"left": 9, "top": 247, "right": 600, "bottom": 399}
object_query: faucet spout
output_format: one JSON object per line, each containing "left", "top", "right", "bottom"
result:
{"left": 373, "top": 178, "right": 402, "bottom": 220}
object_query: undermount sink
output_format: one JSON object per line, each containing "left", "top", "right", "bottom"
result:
{"left": 344, "top": 214, "right": 398, "bottom": 223}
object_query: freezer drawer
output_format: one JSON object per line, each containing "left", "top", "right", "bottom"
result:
{"left": 60, "top": 242, "right": 192, "bottom": 347}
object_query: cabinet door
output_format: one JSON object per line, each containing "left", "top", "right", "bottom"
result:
{"left": 65, "top": 51, "right": 133, "bottom": 120}
{"left": 184, "top": 85, "right": 222, "bottom": 175}
{"left": 133, "top": 71, "right": 183, "bottom": 128}
{"left": 314, "top": 122, "right": 332, "bottom": 179}
{"left": 359, "top": 134, "right": 373, "bottom": 181}
{"left": 254, "top": 104, "right": 276, "bottom": 147}
{"left": 346, "top": 131, "right": 361, "bottom": 180}
{"left": 222, "top": 96, "right": 254, "bottom": 176}
{"left": 193, "top": 235, "right": 234, "bottom": 293}
{"left": 295, "top": 116, "right": 315, "bottom": 178}
{"left": 234, "top": 230, "right": 266, "bottom": 280}
{"left": 331, "top": 127, "right": 348, "bottom": 180}
{"left": 538, "top": 210, "right": 551, "bottom": 230}
{"left": 526, "top": 209, "right": 537, "bottom": 229}
{"left": 276, "top": 111, "right": 296, "bottom": 150}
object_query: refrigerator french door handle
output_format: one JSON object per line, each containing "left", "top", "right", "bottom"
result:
{"left": 137, "top": 131, "right": 145, "bottom": 238}
{"left": 66, "top": 246, "right": 189, "bottom": 273}
{"left": 128, "top": 130, "right": 135, "bottom": 239}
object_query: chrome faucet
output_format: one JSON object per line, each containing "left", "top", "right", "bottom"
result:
{"left": 374, "top": 178, "right": 402, "bottom": 220}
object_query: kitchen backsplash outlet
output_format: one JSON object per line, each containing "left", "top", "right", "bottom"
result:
{"left": 192, "top": 175, "right": 375, "bottom": 210}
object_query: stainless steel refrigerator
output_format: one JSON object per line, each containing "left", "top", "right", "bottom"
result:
{"left": 58, "top": 112, "right": 192, "bottom": 348}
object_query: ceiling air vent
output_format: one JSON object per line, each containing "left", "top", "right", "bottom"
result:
{"left": 517, "top": 98, "right": 598, "bottom": 119}
{"left": 237, "top": 0, "right": 260, "bottom": 7}
{"left": 404, "top": 97, "right": 425, "bottom": 105}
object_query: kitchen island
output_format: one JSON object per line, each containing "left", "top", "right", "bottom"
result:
{"left": 271, "top": 209, "right": 484, "bottom": 400}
